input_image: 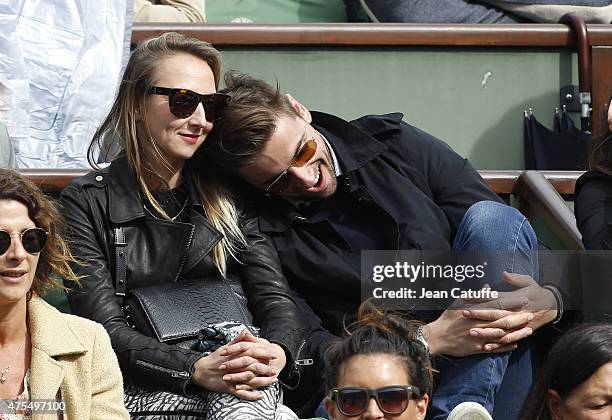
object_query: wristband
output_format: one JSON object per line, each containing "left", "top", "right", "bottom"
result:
{"left": 543, "top": 285, "right": 564, "bottom": 324}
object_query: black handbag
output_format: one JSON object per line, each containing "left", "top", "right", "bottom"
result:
{"left": 122, "top": 279, "right": 252, "bottom": 350}
{"left": 112, "top": 227, "right": 254, "bottom": 418}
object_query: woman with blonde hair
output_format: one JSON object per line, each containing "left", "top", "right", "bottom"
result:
{"left": 60, "top": 32, "right": 305, "bottom": 418}
{"left": 0, "top": 168, "right": 128, "bottom": 419}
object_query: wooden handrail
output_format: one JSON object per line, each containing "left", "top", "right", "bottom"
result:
{"left": 22, "top": 168, "right": 583, "bottom": 196}
{"left": 518, "top": 171, "right": 584, "bottom": 250}
{"left": 22, "top": 168, "right": 525, "bottom": 194}
{"left": 536, "top": 171, "right": 583, "bottom": 195}
{"left": 131, "top": 23, "right": 612, "bottom": 47}
{"left": 23, "top": 168, "right": 584, "bottom": 249}
{"left": 22, "top": 169, "right": 88, "bottom": 194}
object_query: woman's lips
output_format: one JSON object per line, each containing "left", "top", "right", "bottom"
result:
{"left": 0, "top": 271, "right": 27, "bottom": 284}
{"left": 179, "top": 133, "right": 200, "bottom": 144}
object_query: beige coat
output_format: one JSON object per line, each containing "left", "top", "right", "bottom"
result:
{"left": 27, "top": 296, "right": 129, "bottom": 420}
{"left": 133, "top": 0, "right": 206, "bottom": 22}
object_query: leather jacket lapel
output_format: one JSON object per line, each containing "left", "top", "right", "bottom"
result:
{"left": 108, "top": 158, "right": 146, "bottom": 224}
{"left": 181, "top": 209, "right": 222, "bottom": 276}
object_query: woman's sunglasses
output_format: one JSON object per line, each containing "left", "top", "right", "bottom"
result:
{"left": 0, "top": 228, "right": 48, "bottom": 256}
{"left": 329, "top": 386, "right": 422, "bottom": 416}
{"left": 148, "top": 87, "right": 230, "bottom": 121}
{"left": 264, "top": 139, "right": 318, "bottom": 196}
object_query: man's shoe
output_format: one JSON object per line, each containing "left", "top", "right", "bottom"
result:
{"left": 447, "top": 402, "right": 493, "bottom": 420}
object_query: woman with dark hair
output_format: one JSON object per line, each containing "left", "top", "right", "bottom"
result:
{"left": 322, "top": 302, "right": 499, "bottom": 420}
{"left": 321, "top": 302, "right": 432, "bottom": 420}
{"left": 59, "top": 32, "right": 305, "bottom": 418}
{"left": 575, "top": 103, "right": 612, "bottom": 249}
{"left": 0, "top": 168, "right": 128, "bottom": 419}
{"left": 520, "top": 323, "right": 612, "bottom": 420}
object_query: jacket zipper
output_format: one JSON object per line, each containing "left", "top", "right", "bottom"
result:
{"left": 294, "top": 339, "right": 313, "bottom": 367}
{"left": 280, "top": 339, "right": 313, "bottom": 391}
{"left": 173, "top": 224, "right": 195, "bottom": 282}
{"left": 136, "top": 360, "right": 190, "bottom": 379}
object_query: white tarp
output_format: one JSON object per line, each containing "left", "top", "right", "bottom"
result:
{"left": 0, "top": 0, "right": 130, "bottom": 168}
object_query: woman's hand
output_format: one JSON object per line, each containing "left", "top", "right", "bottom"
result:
{"left": 191, "top": 330, "right": 286, "bottom": 400}
{"left": 219, "top": 330, "right": 287, "bottom": 391}
{"left": 191, "top": 341, "right": 274, "bottom": 401}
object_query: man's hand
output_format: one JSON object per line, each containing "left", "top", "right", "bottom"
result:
{"left": 462, "top": 272, "right": 558, "bottom": 346}
{"left": 423, "top": 294, "right": 534, "bottom": 357}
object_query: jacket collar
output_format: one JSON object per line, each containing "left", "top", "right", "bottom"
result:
{"left": 28, "top": 295, "right": 88, "bottom": 357}
{"left": 311, "top": 111, "right": 391, "bottom": 174}
{"left": 28, "top": 295, "right": 87, "bottom": 400}
{"left": 258, "top": 112, "right": 402, "bottom": 233}
{"left": 108, "top": 157, "right": 204, "bottom": 224}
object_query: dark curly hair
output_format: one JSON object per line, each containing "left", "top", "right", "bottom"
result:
{"left": 0, "top": 168, "right": 79, "bottom": 297}
{"left": 323, "top": 300, "right": 433, "bottom": 398}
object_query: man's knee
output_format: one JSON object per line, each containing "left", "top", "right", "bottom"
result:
{"left": 463, "top": 201, "right": 520, "bottom": 229}
{"left": 457, "top": 201, "right": 537, "bottom": 251}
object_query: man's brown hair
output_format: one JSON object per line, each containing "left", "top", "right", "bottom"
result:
{"left": 204, "top": 71, "right": 299, "bottom": 171}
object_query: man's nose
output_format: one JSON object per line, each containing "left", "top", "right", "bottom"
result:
{"left": 287, "top": 165, "right": 316, "bottom": 188}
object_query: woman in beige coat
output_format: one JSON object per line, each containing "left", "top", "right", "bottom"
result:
{"left": 0, "top": 168, "right": 129, "bottom": 420}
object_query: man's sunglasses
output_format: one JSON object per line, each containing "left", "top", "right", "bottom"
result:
{"left": 0, "top": 228, "right": 48, "bottom": 256}
{"left": 329, "top": 386, "right": 422, "bottom": 416}
{"left": 148, "top": 87, "right": 230, "bottom": 121}
{"left": 264, "top": 139, "right": 317, "bottom": 196}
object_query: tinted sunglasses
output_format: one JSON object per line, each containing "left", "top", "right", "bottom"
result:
{"left": 148, "top": 87, "right": 230, "bottom": 121}
{"left": 0, "top": 228, "right": 48, "bottom": 256}
{"left": 264, "top": 139, "right": 317, "bottom": 196}
{"left": 329, "top": 386, "right": 421, "bottom": 416}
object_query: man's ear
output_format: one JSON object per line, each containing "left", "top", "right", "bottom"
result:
{"left": 286, "top": 94, "right": 312, "bottom": 123}
{"left": 546, "top": 389, "right": 564, "bottom": 420}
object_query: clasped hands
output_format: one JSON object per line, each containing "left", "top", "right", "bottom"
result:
{"left": 423, "top": 271, "right": 559, "bottom": 357}
{"left": 192, "top": 330, "right": 286, "bottom": 400}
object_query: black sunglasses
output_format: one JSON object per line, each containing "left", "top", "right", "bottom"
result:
{"left": 329, "top": 386, "right": 421, "bottom": 416}
{"left": 148, "top": 87, "right": 230, "bottom": 121}
{"left": 0, "top": 228, "right": 48, "bottom": 255}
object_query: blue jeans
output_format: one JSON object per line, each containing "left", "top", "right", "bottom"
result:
{"left": 428, "top": 201, "right": 538, "bottom": 420}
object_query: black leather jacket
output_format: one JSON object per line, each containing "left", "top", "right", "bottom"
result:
{"left": 59, "top": 158, "right": 306, "bottom": 395}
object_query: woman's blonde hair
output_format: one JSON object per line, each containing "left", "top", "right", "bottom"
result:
{"left": 88, "top": 32, "right": 245, "bottom": 275}
{"left": 0, "top": 169, "right": 79, "bottom": 297}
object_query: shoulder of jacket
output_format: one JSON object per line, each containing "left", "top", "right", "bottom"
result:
{"left": 65, "top": 166, "right": 112, "bottom": 192}
{"left": 62, "top": 312, "right": 102, "bottom": 341}
{"left": 577, "top": 170, "right": 612, "bottom": 189}
{"left": 350, "top": 112, "right": 405, "bottom": 138}
{"left": 63, "top": 311, "right": 99, "bottom": 331}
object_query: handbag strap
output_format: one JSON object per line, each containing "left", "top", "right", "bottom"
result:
{"left": 114, "top": 227, "right": 127, "bottom": 297}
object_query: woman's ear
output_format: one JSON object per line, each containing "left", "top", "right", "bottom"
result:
{"left": 416, "top": 394, "right": 429, "bottom": 418}
{"left": 323, "top": 397, "right": 337, "bottom": 419}
{"left": 546, "top": 389, "right": 564, "bottom": 420}
{"left": 286, "top": 94, "right": 312, "bottom": 123}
